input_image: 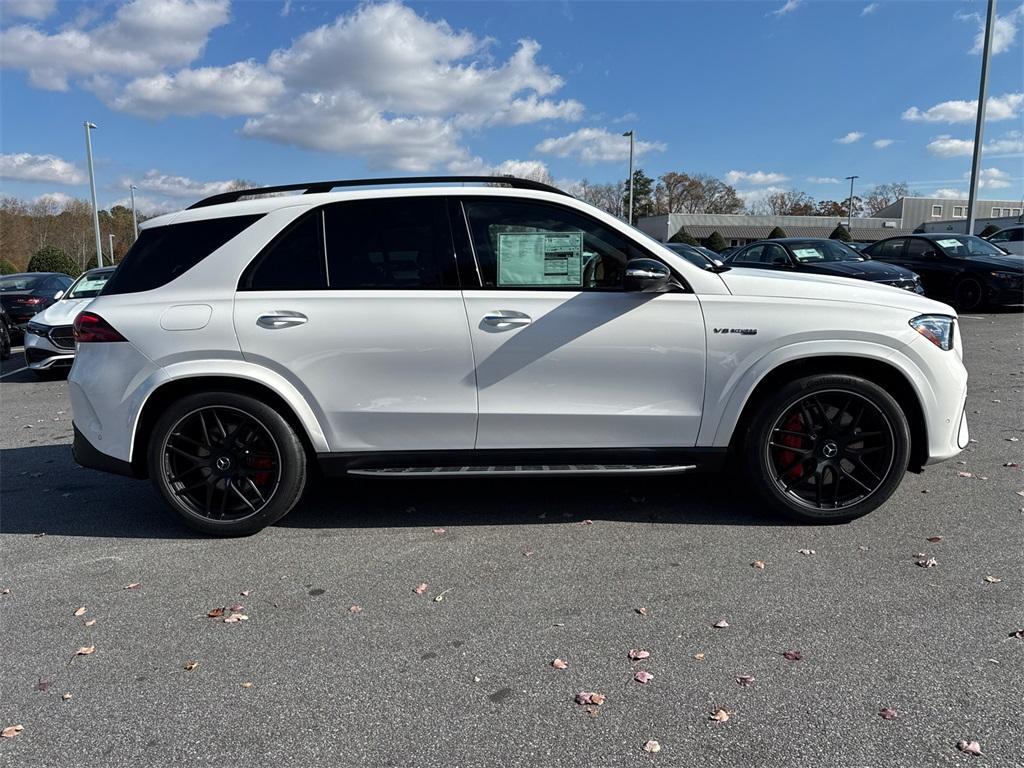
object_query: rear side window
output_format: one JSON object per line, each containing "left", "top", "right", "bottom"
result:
{"left": 240, "top": 212, "right": 327, "bottom": 291}
{"left": 872, "top": 238, "right": 905, "bottom": 260}
{"left": 103, "top": 214, "right": 263, "bottom": 295}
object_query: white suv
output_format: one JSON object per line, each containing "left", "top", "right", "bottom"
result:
{"left": 68, "top": 177, "right": 969, "bottom": 535}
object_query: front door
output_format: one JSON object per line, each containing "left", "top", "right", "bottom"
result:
{"left": 456, "top": 197, "right": 706, "bottom": 450}
{"left": 233, "top": 197, "right": 477, "bottom": 452}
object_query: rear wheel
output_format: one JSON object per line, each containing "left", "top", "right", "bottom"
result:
{"left": 0, "top": 323, "right": 11, "bottom": 360}
{"left": 953, "top": 277, "right": 984, "bottom": 311}
{"left": 743, "top": 374, "right": 910, "bottom": 523}
{"left": 147, "top": 392, "right": 307, "bottom": 535}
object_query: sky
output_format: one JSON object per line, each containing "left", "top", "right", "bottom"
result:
{"left": 1, "top": 0, "right": 1022, "bottom": 214}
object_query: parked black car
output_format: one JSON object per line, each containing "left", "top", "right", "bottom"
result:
{"left": 664, "top": 243, "right": 729, "bottom": 271}
{"left": 0, "top": 272, "right": 75, "bottom": 336}
{"left": 722, "top": 238, "right": 924, "bottom": 293}
{"left": 863, "top": 233, "right": 1023, "bottom": 310}
{"left": 0, "top": 305, "right": 12, "bottom": 360}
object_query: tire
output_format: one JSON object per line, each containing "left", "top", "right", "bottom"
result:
{"left": 743, "top": 374, "right": 910, "bottom": 524}
{"left": 952, "top": 277, "right": 984, "bottom": 311}
{"left": 147, "top": 391, "right": 307, "bottom": 536}
{"left": 0, "top": 324, "right": 10, "bottom": 360}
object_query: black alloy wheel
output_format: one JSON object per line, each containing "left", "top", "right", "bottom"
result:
{"left": 0, "top": 322, "right": 10, "bottom": 360}
{"left": 953, "top": 277, "right": 984, "bottom": 311}
{"left": 744, "top": 375, "right": 910, "bottom": 523}
{"left": 148, "top": 392, "right": 307, "bottom": 535}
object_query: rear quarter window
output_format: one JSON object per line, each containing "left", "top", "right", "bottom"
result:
{"left": 102, "top": 214, "right": 263, "bottom": 295}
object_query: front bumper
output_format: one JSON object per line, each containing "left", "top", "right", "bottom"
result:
{"left": 23, "top": 328, "right": 75, "bottom": 370}
{"left": 72, "top": 424, "right": 139, "bottom": 478}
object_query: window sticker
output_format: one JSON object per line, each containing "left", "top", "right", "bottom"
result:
{"left": 936, "top": 239, "right": 961, "bottom": 249}
{"left": 792, "top": 248, "right": 822, "bottom": 261}
{"left": 497, "top": 232, "right": 584, "bottom": 287}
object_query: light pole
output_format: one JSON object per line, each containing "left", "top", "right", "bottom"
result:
{"left": 84, "top": 121, "right": 103, "bottom": 267}
{"left": 108, "top": 233, "right": 115, "bottom": 264}
{"left": 845, "top": 175, "right": 859, "bottom": 231}
{"left": 129, "top": 184, "right": 139, "bottom": 240}
{"left": 623, "top": 130, "right": 635, "bottom": 225}
{"left": 966, "top": 0, "right": 996, "bottom": 235}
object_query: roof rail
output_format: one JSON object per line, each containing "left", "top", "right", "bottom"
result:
{"left": 186, "top": 175, "right": 570, "bottom": 209}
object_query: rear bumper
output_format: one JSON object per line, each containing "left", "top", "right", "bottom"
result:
{"left": 72, "top": 424, "right": 139, "bottom": 478}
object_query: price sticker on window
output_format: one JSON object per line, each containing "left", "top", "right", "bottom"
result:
{"left": 497, "top": 232, "right": 584, "bottom": 287}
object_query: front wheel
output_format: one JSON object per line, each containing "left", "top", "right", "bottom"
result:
{"left": 0, "top": 323, "right": 11, "bottom": 360}
{"left": 147, "top": 392, "right": 308, "bottom": 536}
{"left": 953, "top": 277, "right": 984, "bottom": 311}
{"left": 743, "top": 375, "right": 910, "bottom": 523}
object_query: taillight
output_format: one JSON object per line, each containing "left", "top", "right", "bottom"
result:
{"left": 15, "top": 297, "right": 44, "bottom": 305}
{"left": 73, "top": 311, "right": 127, "bottom": 343}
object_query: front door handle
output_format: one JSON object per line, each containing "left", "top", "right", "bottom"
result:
{"left": 481, "top": 310, "right": 532, "bottom": 330}
{"left": 257, "top": 311, "right": 308, "bottom": 329}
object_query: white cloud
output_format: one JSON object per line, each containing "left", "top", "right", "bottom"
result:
{"left": 1, "top": 0, "right": 57, "bottom": 20}
{"left": 534, "top": 127, "right": 665, "bottom": 164}
{"left": 807, "top": 176, "right": 841, "bottom": 184}
{"left": 770, "top": 0, "right": 802, "bottom": 17}
{"left": 131, "top": 170, "right": 249, "bottom": 200}
{"left": 931, "top": 188, "right": 965, "bottom": 199}
{"left": 861, "top": 3, "right": 879, "bottom": 16}
{"left": 736, "top": 185, "right": 787, "bottom": 207}
{"left": 902, "top": 92, "right": 1024, "bottom": 123}
{"left": 873, "top": 139, "right": 895, "bottom": 149}
{"left": 835, "top": 131, "right": 865, "bottom": 144}
{"left": 967, "top": 168, "right": 1013, "bottom": 190}
{"left": 724, "top": 170, "right": 788, "bottom": 185}
{"left": 0, "top": 0, "right": 231, "bottom": 90}
{"left": 0, "top": 152, "right": 85, "bottom": 184}
{"left": 32, "top": 191, "right": 74, "bottom": 207}
{"left": 928, "top": 131, "right": 1024, "bottom": 158}
{"left": 957, "top": 4, "right": 1024, "bottom": 56}
{"left": 109, "top": 193, "right": 173, "bottom": 216}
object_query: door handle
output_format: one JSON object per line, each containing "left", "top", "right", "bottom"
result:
{"left": 256, "top": 311, "right": 308, "bottom": 329}
{"left": 482, "top": 311, "right": 532, "bottom": 330}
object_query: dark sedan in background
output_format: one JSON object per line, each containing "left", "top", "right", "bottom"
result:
{"left": 864, "top": 233, "right": 1023, "bottom": 310}
{"left": 0, "top": 272, "right": 75, "bottom": 336}
{"left": 722, "top": 238, "right": 924, "bottom": 293}
{"left": 665, "top": 243, "right": 728, "bottom": 271}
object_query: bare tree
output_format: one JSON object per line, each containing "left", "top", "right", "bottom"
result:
{"left": 864, "top": 182, "right": 912, "bottom": 215}
{"left": 654, "top": 172, "right": 744, "bottom": 214}
{"left": 750, "top": 189, "right": 815, "bottom": 216}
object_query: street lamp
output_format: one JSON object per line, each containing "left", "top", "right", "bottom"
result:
{"left": 108, "top": 233, "right": 115, "bottom": 264}
{"left": 623, "top": 130, "right": 635, "bottom": 225}
{"left": 845, "top": 175, "right": 859, "bottom": 231}
{"left": 129, "top": 184, "right": 139, "bottom": 240}
{"left": 84, "top": 121, "right": 103, "bottom": 267}
{"left": 966, "top": 0, "right": 996, "bottom": 235}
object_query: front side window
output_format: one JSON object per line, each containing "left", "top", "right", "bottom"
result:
{"left": 874, "top": 238, "right": 906, "bottom": 259}
{"left": 462, "top": 198, "right": 654, "bottom": 290}
{"left": 733, "top": 245, "right": 765, "bottom": 264}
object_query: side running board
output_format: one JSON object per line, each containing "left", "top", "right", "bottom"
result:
{"left": 347, "top": 464, "right": 697, "bottom": 478}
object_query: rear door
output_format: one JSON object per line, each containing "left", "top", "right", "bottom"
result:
{"left": 455, "top": 196, "right": 706, "bottom": 450}
{"left": 233, "top": 196, "right": 477, "bottom": 452}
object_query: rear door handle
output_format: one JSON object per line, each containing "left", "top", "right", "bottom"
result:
{"left": 256, "top": 311, "right": 308, "bottom": 329}
{"left": 481, "top": 310, "right": 532, "bottom": 330}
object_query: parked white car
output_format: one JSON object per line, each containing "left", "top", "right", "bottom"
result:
{"left": 987, "top": 224, "right": 1024, "bottom": 255}
{"left": 24, "top": 267, "right": 115, "bottom": 377}
{"left": 68, "top": 177, "right": 969, "bottom": 535}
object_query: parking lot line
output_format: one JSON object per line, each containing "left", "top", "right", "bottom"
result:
{"left": 0, "top": 365, "right": 28, "bottom": 380}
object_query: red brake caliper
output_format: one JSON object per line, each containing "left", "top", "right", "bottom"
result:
{"left": 246, "top": 455, "right": 274, "bottom": 485}
{"left": 778, "top": 412, "right": 806, "bottom": 480}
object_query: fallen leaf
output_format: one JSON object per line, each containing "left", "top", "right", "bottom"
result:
{"left": 751, "top": 560, "right": 766, "bottom": 569}
{"left": 878, "top": 708, "right": 898, "bottom": 720}
{"left": 413, "top": 583, "right": 428, "bottom": 595}
{"left": 1007, "top": 437, "right": 1020, "bottom": 442}
{"left": 735, "top": 675, "right": 756, "bottom": 687}
{"left": 634, "top": 671, "right": 653, "bottom": 684}
{"left": 1003, "top": 462, "right": 1020, "bottom": 468}
{"left": 642, "top": 739, "right": 661, "bottom": 753}
{"left": 916, "top": 557, "right": 938, "bottom": 568}
{"left": 124, "top": 583, "right": 141, "bottom": 590}
{"left": 76, "top": 645, "right": 95, "bottom": 656}
{"left": 183, "top": 661, "right": 199, "bottom": 671}
{"left": 783, "top": 649, "right": 802, "bottom": 661}
{"left": 223, "top": 613, "right": 248, "bottom": 623}
{"left": 635, "top": 607, "right": 648, "bottom": 616}
{"left": 628, "top": 649, "right": 650, "bottom": 660}
{"left": 207, "top": 607, "right": 225, "bottom": 618}
{"left": 580, "top": 519, "right": 593, "bottom": 525}
{"left": 709, "top": 708, "right": 732, "bottom": 723}
{"left": 35, "top": 680, "right": 50, "bottom": 692}
{"left": 84, "top": 619, "right": 96, "bottom": 627}
{"left": 713, "top": 619, "right": 729, "bottom": 629}
{"left": 693, "top": 653, "right": 705, "bottom": 661}
{"left": 239, "top": 590, "right": 251, "bottom": 597}
{"left": 522, "top": 550, "right": 534, "bottom": 557}
{"left": 73, "top": 607, "right": 86, "bottom": 617}
{"left": 797, "top": 548, "right": 815, "bottom": 556}
{"left": 926, "top": 536, "right": 943, "bottom": 543}
{"left": 1, "top": 725, "right": 23, "bottom": 739}
{"left": 956, "top": 740, "right": 983, "bottom": 756}
{"left": 984, "top": 576, "right": 1002, "bottom": 583}
{"left": 1016, "top": 490, "right": 1024, "bottom": 498}
{"left": 348, "top": 605, "right": 363, "bottom": 613}
{"left": 61, "top": 692, "right": 72, "bottom": 701}
{"left": 0, "top": 588, "right": 9, "bottom": 596}
{"left": 551, "top": 658, "right": 568, "bottom": 670}
{"left": 229, "top": 604, "right": 244, "bottom": 612}
{"left": 433, "top": 588, "right": 454, "bottom": 603}
{"left": 241, "top": 682, "right": 253, "bottom": 689}
{"left": 957, "top": 471, "right": 973, "bottom": 478}
{"left": 575, "top": 691, "right": 605, "bottom": 706}
{"left": 433, "top": 528, "right": 446, "bottom": 534}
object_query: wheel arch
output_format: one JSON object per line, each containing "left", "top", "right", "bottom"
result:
{"left": 130, "top": 374, "right": 324, "bottom": 477}
{"left": 725, "top": 355, "right": 929, "bottom": 472}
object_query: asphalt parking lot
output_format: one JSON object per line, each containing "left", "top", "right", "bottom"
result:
{"left": 1, "top": 311, "right": 1022, "bottom": 768}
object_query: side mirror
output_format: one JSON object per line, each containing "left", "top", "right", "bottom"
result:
{"left": 53, "top": 290, "right": 64, "bottom": 300}
{"left": 624, "top": 258, "right": 673, "bottom": 292}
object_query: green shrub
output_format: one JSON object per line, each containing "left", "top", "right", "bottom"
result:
{"left": 27, "top": 245, "right": 80, "bottom": 277}
{"left": 767, "top": 226, "right": 787, "bottom": 239}
{"left": 829, "top": 224, "right": 852, "bottom": 241}
{"left": 669, "top": 228, "right": 699, "bottom": 246}
{"left": 979, "top": 223, "right": 1001, "bottom": 238}
{"left": 0, "top": 258, "right": 18, "bottom": 275}
{"left": 705, "top": 231, "right": 727, "bottom": 253}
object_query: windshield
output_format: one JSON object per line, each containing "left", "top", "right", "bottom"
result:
{"left": 788, "top": 240, "right": 864, "bottom": 263}
{"left": 0, "top": 275, "right": 45, "bottom": 292}
{"left": 932, "top": 235, "right": 1010, "bottom": 258}
{"left": 64, "top": 270, "right": 113, "bottom": 300}
{"left": 666, "top": 244, "right": 709, "bottom": 268}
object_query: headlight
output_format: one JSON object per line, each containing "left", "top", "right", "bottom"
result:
{"left": 25, "top": 321, "right": 49, "bottom": 336}
{"left": 910, "top": 314, "right": 954, "bottom": 351}
{"left": 990, "top": 271, "right": 1020, "bottom": 281}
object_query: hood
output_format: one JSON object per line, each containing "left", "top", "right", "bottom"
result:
{"left": 805, "top": 260, "right": 917, "bottom": 281}
{"left": 31, "top": 297, "right": 92, "bottom": 326}
{"left": 963, "top": 254, "right": 1024, "bottom": 272}
{"left": 719, "top": 267, "right": 952, "bottom": 315}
